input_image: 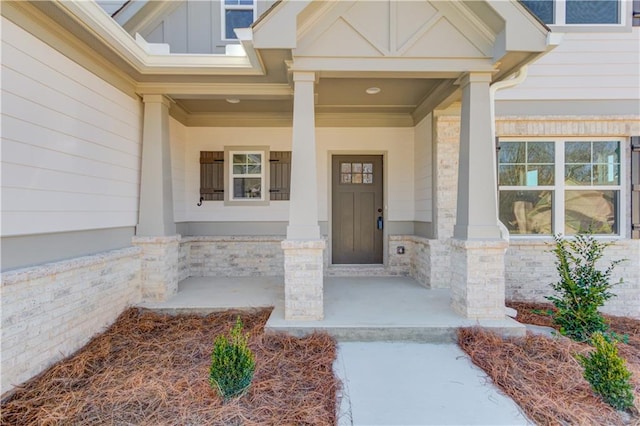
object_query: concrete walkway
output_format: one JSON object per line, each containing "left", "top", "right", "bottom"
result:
{"left": 334, "top": 342, "right": 531, "bottom": 426}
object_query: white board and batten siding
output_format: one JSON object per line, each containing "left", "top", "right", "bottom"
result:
{"left": 497, "top": 28, "right": 640, "bottom": 101}
{"left": 1, "top": 18, "right": 143, "bottom": 237}
{"left": 414, "top": 114, "right": 433, "bottom": 223}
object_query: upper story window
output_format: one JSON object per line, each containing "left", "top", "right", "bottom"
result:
{"left": 498, "top": 138, "right": 624, "bottom": 236}
{"left": 222, "top": 0, "right": 256, "bottom": 40}
{"left": 521, "top": 0, "right": 623, "bottom": 25}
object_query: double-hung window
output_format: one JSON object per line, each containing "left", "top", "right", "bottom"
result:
{"left": 498, "top": 138, "right": 623, "bottom": 236}
{"left": 222, "top": 0, "right": 256, "bottom": 40}
{"left": 521, "top": 0, "right": 624, "bottom": 26}
{"left": 230, "top": 151, "right": 265, "bottom": 201}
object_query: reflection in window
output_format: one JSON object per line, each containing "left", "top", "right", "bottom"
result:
{"left": 498, "top": 139, "right": 621, "bottom": 236}
{"left": 231, "top": 152, "right": 263, "bottom": 200}
{"left": 223, "top": 0, "right": 255, "bottom": 40}
{"left": 500, "top": 190, "right": 553, "bottom": 235}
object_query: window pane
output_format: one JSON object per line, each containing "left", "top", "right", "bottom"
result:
{"left": 341, "top": 173, "right": 352, "bottom": 183}
{"left": 527, "top": 142, "right": 554, "bottom": 163}
{"left": 233, "top": 165, "right": 247, "bottom": 174}
{"left": 248, "top": 164, "right": 261, "bottom": 174}
{"left": 226, "top": 0, "right": 253, "bottom": 4}
{"left": 527, "top": 165, "right": 555, "bottom": 185}
{"left": 565, "top": 142, "right": 591, "bottom": 163}
{"left": 352, "top": 173, "right": 363, "bottom": 184}
{"left": 593, "top": 164, "right": 619, "bottom": 185}
{"left": 233, "top": 154, "right": 246, "bottom": 164}
{"left": 499, "top": 165, "right": 526, "bottom": 185}
{"left": 499, "top": 142, "right": 526, "bottom": 164}
{"left": 565, "top": 164, "right": 592, "bottom": 185}
{"left": 352, "top": 163, "right": 363, "bottom": 173}
{"left": 233, "top": 177, "right": 261, "bottom": 199}
{"left": 500, "top": 190, "right": 553, "bottom": 235}
{"left": 521, "top": 0, "right": 555, "bottom": 24}
{"left": 225, "top": 10, "right": 253, "bottom": 39}
{"left": 247, "top": 153, "right": 261, "bottom": 164}
{"left": 566, "top": 0, "right": 619, "bottom": 24}
{"left": 341, "top": 163, "right": 352, "bottom": 173}
{"left": 565, "top": 190, "right": 618, "bottom": 234}
{"left": 363, "top": 173, "right": 373, "bottom": 184}
{"left": 592, "top": 141, "right": 619, "bottom": 163}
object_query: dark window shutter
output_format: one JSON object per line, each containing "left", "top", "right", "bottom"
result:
{"left": 632, "top": 137, "right": 640, "bottom": 239}
{"left": 200, "top": 151, "right": 224, "bottom": 201}
{"left": 269, "top": 151, "right": 291, "bottom": 201}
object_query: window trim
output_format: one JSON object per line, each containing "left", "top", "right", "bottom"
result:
{"left": 498, "top": 137, "right": 626, "bottom": 238}
{"left": 224, "top": 146, "right": 270, "bottom": 206}
{"left": 220, "top": 0, "right": 257, "bottom": 41}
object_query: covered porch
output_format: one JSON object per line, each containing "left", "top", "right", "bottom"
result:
{"left": 139, "top": 276, "right": 525, "bottom": 341}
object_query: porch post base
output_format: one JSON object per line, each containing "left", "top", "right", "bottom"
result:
{"left": 281, "top": 239, "right": 325, "bottom": 321}
{"left": 132, "top": 235, "right": 181, "bottom": 302}
{"left": 449, "top": 238, "right": 508, "bottom": 320}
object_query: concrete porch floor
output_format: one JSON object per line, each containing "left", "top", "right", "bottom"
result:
{"left": 138, "top": 276, "right": 525, "bottom": 342}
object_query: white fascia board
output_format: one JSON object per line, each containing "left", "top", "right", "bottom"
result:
{"left": 252, "top": 0, "right": 311, "bottom": 48}
{"left": 56, "top": 0, "right": 264, "bottom": 76}
{"left": 488, "top": 0, "right": 550, "bottom": 52}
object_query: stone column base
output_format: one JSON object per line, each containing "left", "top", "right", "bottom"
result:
{"left": 132, "top": 235, "right": 181, "bottom": 302}
{"left": 281, "top": 239, "right": 325, "bottom": 320}
{"left": 450, "top": 238, "right": 508, "bottom": 319}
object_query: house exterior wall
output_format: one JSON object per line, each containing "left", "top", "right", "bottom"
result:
{"left": 142, "top": 0, "right": 277, "bottom": 54}
{"left": 413, "top": 114, "right": 434, "bottom": 231}
{"left": 173, "top": 125, "right": 416, "bottom": 228}
{"left": 506, "top": 239, "right": 640, "bottom": 318}
{"left": 1, "top": 248, "right": 141, "bottom": 395}
{"left": 1, "top": 17, "right": 143, "bottom": 270}
{"left": 495, "top": 28, "right": 640, "bottom": 105}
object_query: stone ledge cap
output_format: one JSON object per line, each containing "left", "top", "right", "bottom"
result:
{"left": 281, "top": 239, "right": 326, "bottom": 250}
{"left": 450, "top": 238, "right": 509, "bottom": 249}
{"left": 132, "top": 235, "right": 182, "bottom": 244}
{"left": 2, "top": 246, "right": 141, "bottom": 286}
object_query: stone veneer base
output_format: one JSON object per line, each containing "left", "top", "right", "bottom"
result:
{"left": 282, "top": 239, "right": 326, "bottom": 321}
{"left": 450, "top": 238, "right": 508, "bottom": 320}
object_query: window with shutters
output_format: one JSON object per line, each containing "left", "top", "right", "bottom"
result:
{"left": 498, "top": 138, "right": 625, "bottom": 236}
{"left": 199, "top": 149, "right": 291, "bottom": 204}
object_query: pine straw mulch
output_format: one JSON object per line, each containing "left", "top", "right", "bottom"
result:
{"left": 458, "top": 301, "right": 640, "bottom": 426}
{"left": 1, "top": 308, "right": 339, "bottom": 425}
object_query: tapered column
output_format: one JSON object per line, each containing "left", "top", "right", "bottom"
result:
{"left": 134, "top": 94, "right": 178, "bottom": 302}
{"left": 282, "top": 71, "right": 324, "bottom": 321}
{"left": 450, "top": 73, "right": 507, "bottom": 320}
{"left": 287, "top": 72, "right": 320, "bottom": 240}
{"left": 453, "top": 73, "right": 501, "bottom": 240}
{"left": 137, "top": 94, "right": 175, "bottom": 237}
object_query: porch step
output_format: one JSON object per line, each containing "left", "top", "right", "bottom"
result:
{"left": 265, "top": 314, "right": 526, "bottom": 343}
{"left": 325, "top": 265, "right": 403, "bottom": 277}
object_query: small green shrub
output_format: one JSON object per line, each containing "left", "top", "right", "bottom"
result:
{"left": 209, "top": 317, "right": 256, "bottom": 401}
{"left": 577, "top": 332, "right": 635, "bottom": 411}
{"left": 546, "top": 232, "right": 623, "bottom": 342}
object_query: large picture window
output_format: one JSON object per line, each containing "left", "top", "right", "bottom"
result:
{"left": 499, "top": 139, "right": 623, "bottom": 236}
{"left": 222, "top": 0, "right": 256, "bottom": 40}
{"left": 521, "top": 0, "right": 622, "bottom": 25}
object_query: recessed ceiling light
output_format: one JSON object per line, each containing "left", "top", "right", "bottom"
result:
{"left": 226, "top": 98, "right": 240, "bottom": 104}
{"left": 366, "top": 87, "right": 381, "bottom": 95}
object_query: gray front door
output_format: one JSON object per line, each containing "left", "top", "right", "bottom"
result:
{"left": 332, "top": 155, "right": 383, "bottom": 264}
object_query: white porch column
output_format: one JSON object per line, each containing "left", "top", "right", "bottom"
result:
{"left": 282, "top": 71, "right": 325, "bottom": 321}
{"left": 133, "top": 94, "right": 179, "bottom": 302}
{"left": 137, "top": 94, "right": 175, "bottom": 237}
{"left": 450, "top": 73, "right": 507, "bottom": 320}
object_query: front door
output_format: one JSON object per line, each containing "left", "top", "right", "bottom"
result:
{"left": 332, "top": 155, "right": 383, "bottom": 264}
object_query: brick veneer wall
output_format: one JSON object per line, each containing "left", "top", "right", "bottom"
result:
{"left": 1, "top": 247, "right": 141, "bottom": 395}
{"left": 506, "top": 239, "right": 640, "bottom": 318}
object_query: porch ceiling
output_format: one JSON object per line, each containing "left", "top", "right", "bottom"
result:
{"left": 172, "top": 76, "right": 447, "bottom": 118}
